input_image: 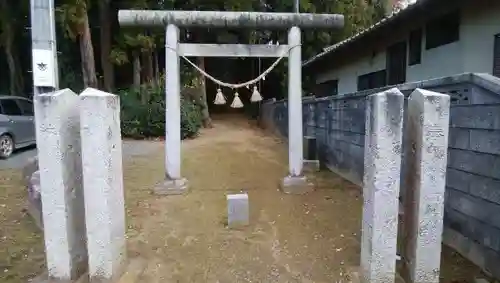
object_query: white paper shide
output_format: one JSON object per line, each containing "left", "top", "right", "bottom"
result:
{"left": 32, "top": 49, "right": 56, "bottom": 87}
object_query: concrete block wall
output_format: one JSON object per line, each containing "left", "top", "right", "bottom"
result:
{"left": 444, "top": 103, "right": 500, "bottom": 275}
{"left": 263, "top": 73, "right": 500, "bottom": 279}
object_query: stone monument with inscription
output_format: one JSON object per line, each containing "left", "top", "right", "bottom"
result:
{"left": 401, "top": 88, "right": 450, "bottom": 283}
{"left": 360, "top": 88, "right": 404, "bottom": 283}
{"left": 34, "top": 89, "right": 87, "bottom": 281}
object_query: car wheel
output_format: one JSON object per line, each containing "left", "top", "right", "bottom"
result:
{"left": 0, "top": 134, "right": 14, "bottom": 159}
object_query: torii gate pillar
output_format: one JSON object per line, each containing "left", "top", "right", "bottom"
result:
{"left": 282, "top": 26, "right": 311, "bottom": 194}
{"left": 161, "top": 24, "right": 185, "bottom": 193}
{"left": 118, "top": 10, "right": 344, "bottom": 194}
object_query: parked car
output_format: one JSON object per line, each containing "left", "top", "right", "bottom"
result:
{"left": 0, "top": 96, "right": 36, "bottom": 159}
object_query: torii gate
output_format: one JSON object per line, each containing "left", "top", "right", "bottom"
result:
{"left": 118, "top": 10, "right": 344, "bottom": 194}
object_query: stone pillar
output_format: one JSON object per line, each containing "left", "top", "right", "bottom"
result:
{"left": 34, "top": 89, "right": 87, "bottom": 280}
{"left": 80, "top": 88, "right": 126, "bottom": 281}
{"left": 280, "top": 26, "right": 313, "bottom": 194}
{"left": 360, "top": 88, "right": 404, "bottom": 283}
{"left": 287, "top": 26, "right": 303, "bottom": 177}
{"left": 155, "top": 23, "right": 188, "bottom": 195}
{"left": 402, "top": 88, "right": 450, "bottom": 283}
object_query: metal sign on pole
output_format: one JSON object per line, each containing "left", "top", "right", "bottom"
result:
{"left": 30, "top": 0, "right": 59, "bottom": 96}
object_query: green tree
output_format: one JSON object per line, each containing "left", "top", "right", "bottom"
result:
{"left": 98, "top": 0, "right": 115, "bottom": 91}
{"left": 0, "top": 0, "right": 383, "bottom": 99}
{"left": 0, "top": 0, "right": 26, "bottom": 95}
{"left": 57, "top": 0, "right": 98, "bottom": 88}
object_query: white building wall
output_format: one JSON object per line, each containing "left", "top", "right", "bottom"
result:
{"left": 317, "top": 51, "right": 387, "bottom": 95}
{"left": 406, "top": 41, "right": 463, "bottom": 82}
{"left": 461, "top": 4, "right": 500, "bottom": 74}
{"left": 315, "top": 3, "right": 500, "bottom": 96}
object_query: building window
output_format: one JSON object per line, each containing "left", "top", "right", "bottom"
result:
{"left": 358, "top": 74, "right": 370, "bottom": 91}
{"left": 315, "top": 79, "right": 338, "bottom": 97}
{"left": 425, "top": 11, "right": 460, "bottom": 50}
{"left": 329, "top": 80, "right": 339, "bottom": 96}
{"left": 408, "top": 29, "right": 422, "bottom": 65}
{"left": 494, "top": 34, "right": 500, "bottom": 78}
{"left": 357, "top": 70, "right": 387, "bottom": 91}
{"left": 387, "top": 41, "right": 407, "bottom": 85}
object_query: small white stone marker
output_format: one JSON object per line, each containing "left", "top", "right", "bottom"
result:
{"left": 34, "top": 89, "right": 87, "bottom": 280}
{"left": 227, "top": 193, "right": 249, "bottom": 228}
{"left": 80, "top": 88, "right": 126, "bottom": 281}
{"left": 360, "top": 88, "right": 404, "bottom": 283}
{"left": 402, "top": 88, "right": 450, "bottom": 283}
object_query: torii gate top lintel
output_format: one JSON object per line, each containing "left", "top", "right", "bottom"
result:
{"left": 118, "top": 10, "right": 344, "bottom": 29}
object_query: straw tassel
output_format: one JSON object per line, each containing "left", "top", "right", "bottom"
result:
{"left": 213, "top": 88, "right": 226, "bottom": 105}
{"left": 250, "top": 86, "right": 262, "bottom": 102}
{"left": 230, "top": 91, "right": 244, "bottom": 108}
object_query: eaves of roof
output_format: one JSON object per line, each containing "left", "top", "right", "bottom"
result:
{"left": 302, "top": 0, "right": 437, "bottom": 68}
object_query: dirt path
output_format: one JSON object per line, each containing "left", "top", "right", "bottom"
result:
{"left": 123, "top": 117, "right": 481, "bottom": 283}
{"left": 0, "top": 116, "right": 483, "bottom": 283}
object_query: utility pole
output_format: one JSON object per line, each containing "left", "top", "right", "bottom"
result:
{"left": 30, "top": 0, "right": 59, "bottom": 96}
{"left": 295, "top": 0, "right": 299, "bottom": 13}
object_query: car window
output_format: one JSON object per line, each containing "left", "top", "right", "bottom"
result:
{"left": 16, "top": 99, "right": 34, "bottom": 116}
{"left": 0, "top": 99, "right": 22, "bottom": 116}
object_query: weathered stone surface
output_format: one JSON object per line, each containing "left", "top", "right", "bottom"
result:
{"left": 178, "top": 43, "right": 291, "bottom": 58}
{"left": 80, "top": 88, "right": 126, "bottom": 281}
{"left": 34, "top": 89, "right": 87, "bottom": 280}
{"left": 227, "top": 193, "right": 249, "bottom": 228}
{"left": 154, "top": 178, "right": 188, "bottom": 195}
{"left": 22, "top": 156, "right": 38, "bottom": 185}
{"left": 286, "top": 26, "right": 303, "bottom": 178}
{"left": 280, "top": 175, "right": 314, "bottom": 195}
{"left": 26, "top": 170, "right": 43, "bottom": 230}
{"left": 360, "top": 88, "right": 404, "bottom": 283}
{"left": 271, "top": 26, "right": 310, "bottom": 194}
{"left": 163, "top": 24, "right": 186, "bottom": 191}
{"left": 22, "top": 156, "right": 43, "bottom": 229}
{"left": 118, "top": 10, "right": 344, "bottom": 29}
{"left": 402, "top": 88, "right": 450, "bottom": 283}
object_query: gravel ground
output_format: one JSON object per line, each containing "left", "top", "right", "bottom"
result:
{"left": 0, "top": 141, "right": 163, "bottom": 170}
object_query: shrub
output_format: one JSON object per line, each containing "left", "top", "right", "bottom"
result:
{"left": 119, "top": 84, "right": 202, "bottom": 139}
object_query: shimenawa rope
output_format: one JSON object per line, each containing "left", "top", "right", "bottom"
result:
{"left": 164, "top": 44, "right": 301, "bottom": 89}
